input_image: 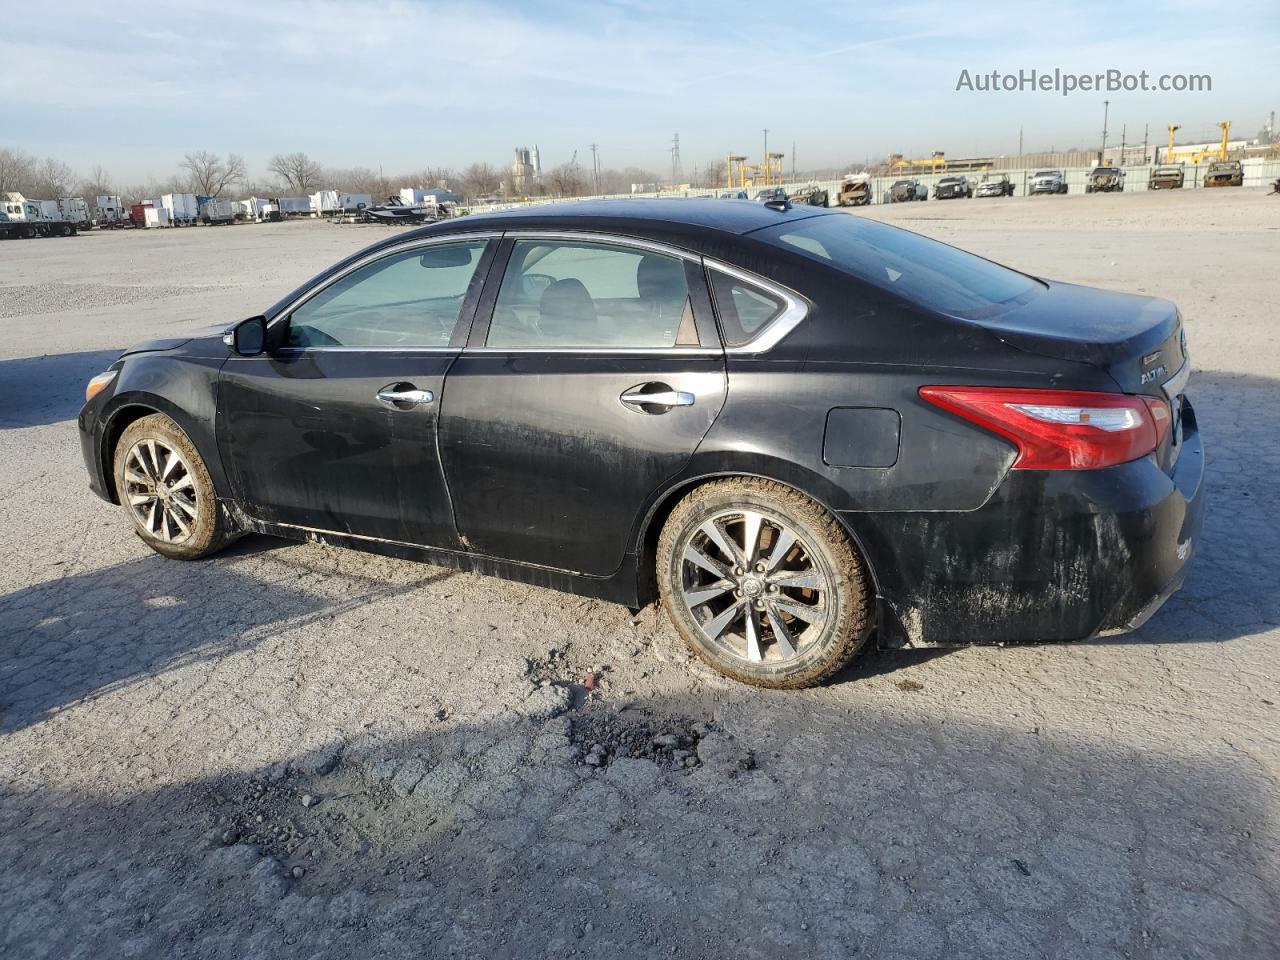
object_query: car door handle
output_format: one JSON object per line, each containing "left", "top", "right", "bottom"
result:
{"left": 376, "top": 383, "right": 434, "bottom": 408}
{"left": 620, "top": 385, "right": 695, "bottom": 410}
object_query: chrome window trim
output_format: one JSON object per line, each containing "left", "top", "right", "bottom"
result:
{"left": 498, "top": 230, "right": 700, "bottom": 263}
{"left": 704, "top": 259, "right": 810, "bottom": 355}
{"left": 465, "top": 346, "right": 722, "bottom": 356}
{"left": 270, "top": 345, "right": 461, "bottom": 354}
{"left": 267, "top": 231, "right": 502, "bottom": 332}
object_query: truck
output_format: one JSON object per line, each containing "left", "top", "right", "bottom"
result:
{"left": 0, "top": 193, "right": 79, "bottom": 238}
{"left": 1029, "top": 170, "right": 1069, "bottom": 195}
{"left": 1085, "top": 167, "right": 1125, "bottom": 193}
{"left": 56, "top": 197, "right": 93, "bottom": 229}
{"left": 1149, "top": 166, "right": 1185, "bottom": 190}
{"left": 200, "top": 198, "right": 236, "bottom": 224}
{"left": 95, "top": 195, "right": 126, "bottom": 227}
{"left": 837, "top": 174, "right": 872, "bottom": 206}
{"left": 1204, "top": 160, "right": 1243, "bottom": 188}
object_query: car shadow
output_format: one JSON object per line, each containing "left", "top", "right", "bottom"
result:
{"left": 0, "top": 695, "right": 1274, "bottom": 957}
{"left": 0, "top": 551, "right": 454, "bottom": 736}
{"left": 0, "top": 349, "right": 123, "bottom": 429}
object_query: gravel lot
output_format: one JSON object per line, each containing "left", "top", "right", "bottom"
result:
{"left": 1, "top": 190, "right": 1277, "bottom": 959}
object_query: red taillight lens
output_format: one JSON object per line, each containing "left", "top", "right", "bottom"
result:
{"left": 919, "top": 386, "right": 1171, "bottom": 470}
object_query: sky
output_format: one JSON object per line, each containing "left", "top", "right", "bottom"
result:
{"left": 2, "top": 0, "right": 1277, "bottom": 184}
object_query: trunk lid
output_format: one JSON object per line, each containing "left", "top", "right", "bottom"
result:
{"left": 969, "top": 280, "right": 1185, "bottom": 396}
{"left": 963, "top": 280, "right": 1190, "bottom": 471}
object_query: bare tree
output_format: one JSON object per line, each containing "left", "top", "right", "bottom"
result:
{"left": 79, "top": 164, "right": 115, "bottom": 198}
{"left": 179, "top": 151, "right": 246, "bottom": 197}
{"left": 325, "top": 166, "right": 388, "bottom": 198}
{"left": 268, "top": 152, "right": 323, "bottom": 193}
{"left": 0, "top": 147, "right": 36, "bottom": 194}
{"left": 460, "top": 162, "right": 500, "bottom": 199}
{"left": 547, "top": 161, "right": 585, "bottom": 197}
{"left": 28, "top": 157, "right": 75, "bottom": 198}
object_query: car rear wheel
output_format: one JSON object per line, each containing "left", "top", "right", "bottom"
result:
{"left": 112, "top": 413, "right": 230, "bottom": 560}
{"left": 657, "top": 478, "right": 873, "bottom": 688}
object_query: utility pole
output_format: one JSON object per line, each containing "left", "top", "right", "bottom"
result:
{"left": 791, "top": 141, "right": 796, "bottom": 180}
{"left": 762, "top": 128, "right": 769, "bottom": 169}
{"left": 1120, "top": 124, "right": 1127, "bottom": 165}
{"left": 670, "top": 133, "right": 682, "bottom": 186}
{"left": 589, "top": 143, "right": 599, "bottom": 194}
{"left": 1143, "top": 124, "right": 1149, "bottom": 164}
{"left": 1100, "top": 100, "right": 1110, "bottom": 165}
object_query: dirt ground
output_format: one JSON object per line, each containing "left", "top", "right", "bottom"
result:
{"left": 1, "top": 189, "right": 1277, "bottom": 959}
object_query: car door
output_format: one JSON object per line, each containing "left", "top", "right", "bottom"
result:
{"left": 217, "top": 235, "right": 496, "bottom": 548}
{"left": 438, "top": 234, "right": 727, "bottom": 576}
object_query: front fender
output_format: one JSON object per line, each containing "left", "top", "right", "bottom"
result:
{"left": 86, "top": 352, "right": 227, "bottom": 503}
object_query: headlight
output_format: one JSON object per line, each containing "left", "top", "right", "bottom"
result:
{"left": 85, "top": 369, "right": 117, "bottom": 403}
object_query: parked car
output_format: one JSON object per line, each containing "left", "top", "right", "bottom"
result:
{"left": 1149, "top": 166, "right": 1185, "bottom": 190}
{"left": 788, "top": 186, "right": 830, "bottom": 208}
{"left": 889, "top": 178, "right": 927, "bottom": 202}
{"left": 1085, "top": 166, "right": 1125, "bottom": 193}
{"left": 752, "top": 187, "right": 789, "bottom": 204}
{"left": 837, "top": 174, "right": 872, "bottom": 206}
{"left": 975, "top": 174, "right": 1014, "bottom": 198}
{"left": 1204, "top": 160, "right": 1243, "bottom": 188}
{"left": 78, "top": 199, "right": 1203, "bottom": 689}
{"left": 933, "top": 176, "right": 972, "bottom": 200}
{"left": 1029, "top": 170, "right": 1069, "bottom": 195}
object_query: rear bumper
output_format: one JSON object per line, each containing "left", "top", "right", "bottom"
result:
{"left": 845, "top": 399, "right": 1206, "bottom": 647}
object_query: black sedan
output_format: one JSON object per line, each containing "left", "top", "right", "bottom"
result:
{"left": 79, "top": 199, "right": 1204, "bottom": 688}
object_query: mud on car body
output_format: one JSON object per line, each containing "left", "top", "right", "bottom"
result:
{"left": 80, "top": 199, "right": 1204, "bottom": 688}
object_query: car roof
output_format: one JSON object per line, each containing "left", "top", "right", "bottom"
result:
{"left": 417, "top": 198, "right": 835, "bottom": 240}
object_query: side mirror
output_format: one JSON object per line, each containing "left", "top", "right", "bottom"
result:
{"left": 228, "top": 315, "right": 267, "bottom": 356}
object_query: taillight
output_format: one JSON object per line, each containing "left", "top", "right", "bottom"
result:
{"left": 919, "top": 386, "right": 1171, "bottom": 470}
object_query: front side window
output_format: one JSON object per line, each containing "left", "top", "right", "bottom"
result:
{"left": 757, "top": 214, "right": 1040, "bottom": 318}
{"left": 486, "top": 240, "right": 697, "bottom": 349}
{"left": 286, "top": 241, "right": 487, "bottom": 348}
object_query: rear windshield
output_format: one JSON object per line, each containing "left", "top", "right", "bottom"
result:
{"left": 756, "top": 214, "right": 1041, "bottom": 317}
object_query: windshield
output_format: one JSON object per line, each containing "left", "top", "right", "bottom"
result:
{"left": 1033, "top": 171, "right": 1056, "bottom": 178}
{"left": 758, "top": 215, "right": 1040, "bottom": 318}
{"left": 892, "top": 180, "right": 912, "bottom": 187}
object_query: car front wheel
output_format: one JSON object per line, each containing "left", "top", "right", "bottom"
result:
{"left": 112, "top": 413, "right": 230, "bottom": 560}
{"left": 657, "top": 478, "right": 874, "bottom": 688}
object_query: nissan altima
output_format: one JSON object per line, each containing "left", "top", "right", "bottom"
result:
{"left": 79, "top": 199, "right": 1204, "bottom": 688}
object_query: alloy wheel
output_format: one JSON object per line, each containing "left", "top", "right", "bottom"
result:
{"left": 122, "top": 438, "right": 199, "bottom": 543}
{"left": 678, "top": 509, "right": 832, "bottom": 664}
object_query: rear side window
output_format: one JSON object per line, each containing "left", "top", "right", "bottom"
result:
{"left": 486, "top": 240, "right": 696, "bottom": 349}
{"left": 708, "top": 270, "right": 786, "bottom": 347}
{"left": 756, "top": 215, "right": 1039, "bottom": 318}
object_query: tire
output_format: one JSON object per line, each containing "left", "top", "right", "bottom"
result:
{"left": 656, "top": 478, "right": 874, "bottom": 688}
{"left": 112, "top": 413, "right": 230, "bottom": 560}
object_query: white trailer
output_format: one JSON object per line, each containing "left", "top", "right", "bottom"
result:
{"left": 56, "top": 197, "right": 92, "bottom": 229}
{"left": 310, "top": 190, "right": 340, "bottom": 214}
{"left": 160, "top": 193, "right": 199, "bottom": 225}
{"left": 277, "top": 196, "right": 313, "bottom": 217}
{"left": 200, "top": 199, "right": 235, "bottom": 225}
{"left": 340, "top": 192, "right": 372, "bottom": 211}
{"left": 143, "top": 206, "right": 171, "bottom": 228}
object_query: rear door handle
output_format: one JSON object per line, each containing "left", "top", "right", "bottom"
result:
{"left": 376, "top": 383, "right": 434, "bottom": 409}
{"left": 620, "top": 384, "right": 695, "bottom": 411}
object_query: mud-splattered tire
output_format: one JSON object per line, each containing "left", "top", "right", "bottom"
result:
{"left": 657, "top": 478, "right": 873, "bottom": 689}
{"left": 112, "top": 413, "right": 230, "bottom": 560}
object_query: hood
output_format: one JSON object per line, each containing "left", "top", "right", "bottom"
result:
{"left": 120, "top": 323, "right": 228, "bottom": 358}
